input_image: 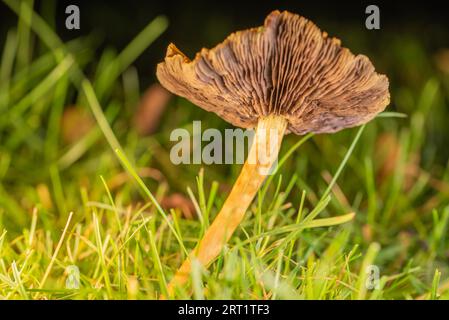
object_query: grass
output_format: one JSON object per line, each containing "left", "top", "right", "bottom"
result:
{"left": 1, "top": 1, "right": 449, "bottom": 300}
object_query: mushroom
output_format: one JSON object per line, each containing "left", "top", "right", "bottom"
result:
{"left": 156, "top": 10, "right": 389, "bottom": 296}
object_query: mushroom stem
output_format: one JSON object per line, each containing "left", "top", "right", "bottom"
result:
{"left": 167, "top": 115, "right": 288, "bottom": 297}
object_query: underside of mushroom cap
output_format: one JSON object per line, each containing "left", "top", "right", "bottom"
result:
{"left": 156, "top": 10, "right": 390, "bottom": 135}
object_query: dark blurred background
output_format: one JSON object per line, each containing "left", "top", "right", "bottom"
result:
{"left": 1, "top": 0, "right": 449, "bottom": 164}
{"left": 1, "top": 0, "right": 449, "bottom": 84}
{"left": 1, "top": 0, "right": 449, "bottom": 298}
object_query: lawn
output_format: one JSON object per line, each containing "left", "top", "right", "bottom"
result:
{"left": 0, "top": 1, "right": 448, "bottom": 299}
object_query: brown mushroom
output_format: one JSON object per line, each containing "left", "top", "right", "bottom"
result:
{"left": 157, "top": 10, "right": 390, "bottom": 296}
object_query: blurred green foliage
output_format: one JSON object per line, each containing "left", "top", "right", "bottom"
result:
{"left": 0, "top": 0, "right": 448, "bottom": 299}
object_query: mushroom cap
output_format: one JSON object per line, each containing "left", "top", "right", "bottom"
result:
{"left": 156, "top": 10, "right": 390, "bottom": 135}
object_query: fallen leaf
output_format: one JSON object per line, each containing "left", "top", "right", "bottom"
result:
{"left": 161, "top": 193, "right": 195, "bottom": 219}
{"left": 36, "top": 183, "right": 53, "bottom": 209}
{"left": 434, "top": 49, "right": 449, "bottom": 74}
{"left": 375, "top": 132, "right": 420, "bottom": 191}
{"left": 134, "top": 84, "right": 171, "bottom": 135}
{"left": 61, "top": 105, "right": 95, "bottom": 144}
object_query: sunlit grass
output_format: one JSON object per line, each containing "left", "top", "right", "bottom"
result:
{"left": 0, "top": 1, "right": 449, "bottom": 300}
